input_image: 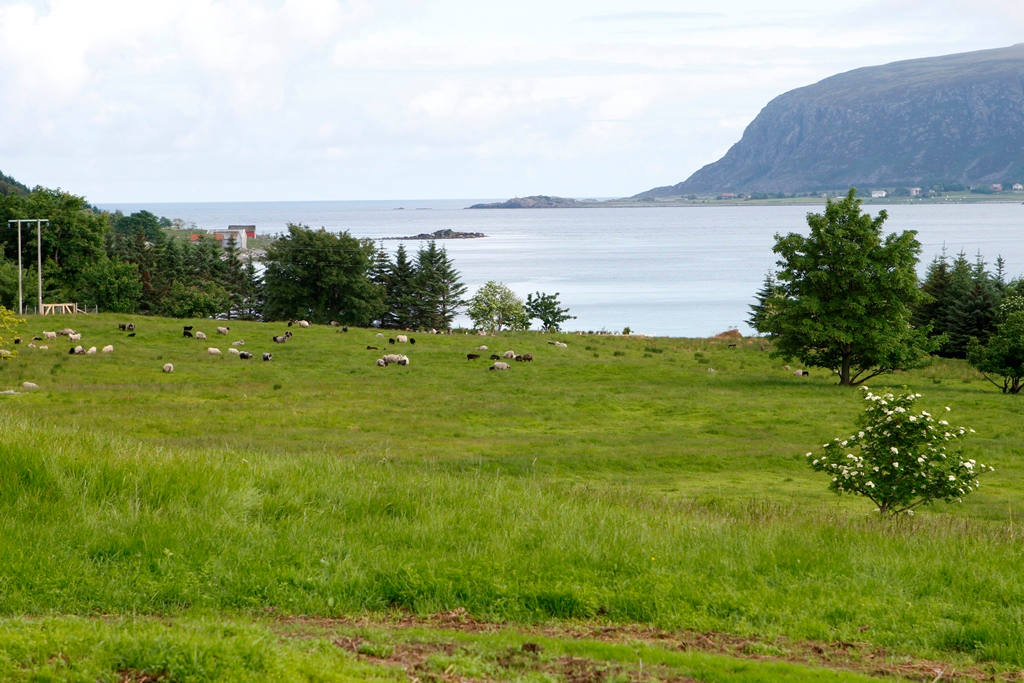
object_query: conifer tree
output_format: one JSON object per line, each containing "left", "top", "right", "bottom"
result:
{"left": 384, "top": 244, "right": 417, "bottom": 329}
{"left": 748, "top": 270, "right": 780, "bottom": 331}
{"left": 413, "top": 241, "right": 466, "bottom": 330}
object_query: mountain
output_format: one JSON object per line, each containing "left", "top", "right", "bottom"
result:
{"left": 0, "top": 170, "right": 30, "bottom": 197}
{"left": 637, "top": 44, "right": 1024, "bottom": 197}
{"left": 468, "top": 196, "right": 581, "bottom": 209}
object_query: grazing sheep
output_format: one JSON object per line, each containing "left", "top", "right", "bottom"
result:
{"left": 388, "top": 338, "right": 396, "bottom": 345}
{"left": 208, "top": 348, "right": 221, "bottom": 355}
{"left": 396, "top": 355, "right": 409, "bottom": 366}
{"left": 72, "top": 345, "right": 85, "bottom": 355}
{"left": 216, "top": 326, "right": 230, "bottom": 335}
{"left": 396, "top": 335, "right": 408, "bottom": 343}
{"left": 0, "top": 350, "right": 9, "bottom": 357}
{"left": 383, "top": 354, "right": 402, "bottom": 364}
{"left": 27, "top": 342, "right": 35, "bottom": 348}
{"left": 555, "top": 342, "right": 568, "bottom": 348}
{"left": 409, "top": 338, "right": 416, "bottom": 345}
{"left": 793, "top": 370, "right": 803, "bottom": 376}
{"left": 39, "top": 345, "right": 48, "bottom": 350}
{"left": 783, "top": 365, "right": 791, "bottom": 371}
{"left": 273, "top": 335, "right": 288, "bottom": 343}
{"left": 232, "top": 340, "right": 244, "bottom": 346}
{"left": 58, "top": 328, "right": 75, "bottom": 336}
{"left": 195, "top": 331, "right": 207, "bottom": 340}
{"left": 262, "top": 353, "right": 273, "bottom": 361}
{"left": 330, "top": 321, "right": 341, "bottom": 327}
{"left": 467, "top": 353, "right": 480, "bottom": 360}
{"left": 503, "top": 350, "right": 515, "bottom": 359}
{"left": 86, "top": 346, "right": 97, "bottom": 355}
{"left": 101, "top": 345, "right": 114, "bottom": 354}
{"left": 183, "top": 330, "right": 193, "bottom": 338}
{"left": 239, "top": 351, "right": 253, "bottom": 359}
{"left": 490, "top": 362, "right": 510, "bottom": 371}
{"left": 342, "top": 326, "right": 349, "bottom": 332}
{"left": 376, "top": 358, "right": 387, "bottom": 367}
{"left": 522, "top": 353, "right": 533, "bottom": 362}
{"left": 477, "top": 345, "right": 488, "bottom": 351}
{"left": 366, "top": 345, "right": 378, "bottom": 350}
{"left": 490, "top": 354, "right": 500, "bottom": 361}
{"left": 32, "top": 336, "right": 42, "bottom": 341}
{"left": 297, "top": 320, "right": 310, "bottom": 328}
{"left": 183, "top": 325, "right": 193, "bottom": 331}
{"left": 514, "top": 355, "right": 523, "bottom": 362}
{"left": 707, "top": 367, "right": 716, "bottom": 373}
{"left": 13, "top": 337, "right": 21, "bottom": 344}
{"left": 376, "top": 332, "right": 384, "bottom": 338}
{"left": 163, "top": 363, "right": 174, "bottom": 373}
{"left": 69, "top": 333, "right": 82, "bottom": 343}
{"left": 118, "top": 323, "right": 128, "bottom": 330}
{"left": 229, "top": 348, "right": 240, "bottom": 355}
{"left": 127, "top": 332, "right": 136, "bottom": 337}
{"left": 22, "top": 382, "right": 39, "bottom": 390}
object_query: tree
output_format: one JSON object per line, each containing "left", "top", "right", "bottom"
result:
{"left": 967, "top": 297, "right": 1024, "bottom": 394}
{"left": 263, "top": 224, "right": 383, "bottom": 325}
{"left": 382, "top": 244, "right": 416, "bottom": 329}
{"left": 0, "top": 305, "right": 24, "bottom": 357}
{"left": 468, "top": 281, "right": 529, "bottom": 332}
{"left": 747, "top": 271, "right": 780, "bottom": 331}
{"left": 755, "top": 189, "right": 935, "bottom": 386}
{"left": 525, "top": 291, "right": 575, "bottom": 332}
{"left": 80, "top": 259, "right": 143, "bottom": 313}
{"left": 413, "top": 241, "right": 467, "bottom": 330}
{"left": 806, "top": 388, "right": 992, "bottom": 516}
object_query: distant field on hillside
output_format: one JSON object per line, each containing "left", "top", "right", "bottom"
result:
{"left": 1, "top": 314, "right": 1022, "bottom": 679}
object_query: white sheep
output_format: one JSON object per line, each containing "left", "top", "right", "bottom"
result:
{"left": 502, "top": 350, "right": 515, "bottom": 359}
{"left": 396, "top": 355, "right": 409, "bottom": 366}
{"left": 397, "top": 335, "right": 408, "bottom": 343}
{"left": 383, "top": 353, "right": 402, "bottom": 364}
{"left": 86, "top": 346, "right": 97, "bottom": 355}
{"left": 195, "top": 331, "right": 207, "bottom": 340}
{"left": 39, "top": 345, "right": 48, "bottom": 350}
{"left": 27, "top": 342, "right": 36, "bottom": 348}
{"left": 69, "top": 333, "right": 82, "bottom": 342}
{"left": 163, "top": 363, "right": 174, "bottom": 373}
{"left": 297, "top": 320, "right": 310, "bottom": 328}
{"left": 490, "top": 361, "right": 510, "bottom": 371}
{"left": 262, "top": 353, "right": 273, "bottom": 361}
{"left": 376, "top": 358, "right": 387, "bottom": 367}
{"left": 231, "top": 340, "right": 244, "bottom": 346}
{"left": 477, "top": 345, "right": 488, "bottom": 351}
{"left": 73, "top": 345, "right": 85, "bottom": 355}
{"left": 208, "top": 347, "right": 221, "bottom": 355}
{"left": 22, "top": 382, "right": 39, "bottom": 390}
{"left": 43, "top": 331, "right": 56, "bottom": 340}
{"left": 555, "top": 342, "right": 568, "bottom": 348}
{"left": 375, "top": 332, "right": 384, "bottom": 338}
{"left": 216, "top": 326, "right": 230, "bottom": 335}
{"left": 101, "top": 345, "right": 114, "bottom": 354}
{"left": 229, "top": 348, "right": 240, "bottom": 355}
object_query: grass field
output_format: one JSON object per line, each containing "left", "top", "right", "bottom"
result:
{"left": 1, "top": 313, "right": 1022, "bottom": 681}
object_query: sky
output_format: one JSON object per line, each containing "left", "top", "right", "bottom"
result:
{"left": 0, "top": 0, "right": 1022, "bottom": 202}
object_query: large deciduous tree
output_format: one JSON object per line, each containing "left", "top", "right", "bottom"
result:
{"left": 967, "top": 296, "right": 1024, "bottom": 394}
{"left": 525, "top": 291, "right": 575, "bottom": 332}
{"left": 755, "top": 189, "right": 935, "bottom": 386}
{"left": 263, "top": 224, "right": 382, "bottom": 324}
{"left": 468, "top": 281, "right": 529, "bottom": 332}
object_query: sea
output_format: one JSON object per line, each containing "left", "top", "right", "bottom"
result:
{"left": 96, "top": 199, "right": 1024, "bottom": 338}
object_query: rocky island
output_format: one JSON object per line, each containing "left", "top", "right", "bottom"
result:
{"left": 468, "top": 195, "right": 581, "bottom": 209}
{"left": 381, "top": 229, "right": 485, "bottom": 240}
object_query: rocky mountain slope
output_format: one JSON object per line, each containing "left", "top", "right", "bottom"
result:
{"left": 637, "top": 44, "right": 1024, "bottom": 197}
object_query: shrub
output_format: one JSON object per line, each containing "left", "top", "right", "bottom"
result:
{"left": 806, "top": 387, "right": 992, "bottom": 516}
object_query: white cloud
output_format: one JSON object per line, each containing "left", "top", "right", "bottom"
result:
{"left": 0, "top": 0, "right": 1017, "bottom": 200}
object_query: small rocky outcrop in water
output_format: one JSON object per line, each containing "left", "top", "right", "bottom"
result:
{"left": 468, "top": 195, "right": 581, "bottom": 209}
{"left": 381, "top": 229, "right": 485, "bottom": 240}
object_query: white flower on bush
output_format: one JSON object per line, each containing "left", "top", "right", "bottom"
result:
{"left": 805, "top": 387, "right": 992, "bottom": 516}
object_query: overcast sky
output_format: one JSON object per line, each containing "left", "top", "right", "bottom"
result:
{"left": 0, "top": 0, "right": 1021, "bottom": 202}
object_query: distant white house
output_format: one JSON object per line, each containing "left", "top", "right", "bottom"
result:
{"left": 190, "top": 225, "right": 256, "bottom": 250}
{"left": 991, "top": 184, "right": 1003, "bottom": 192}
{"left": 871, "top": 190, "right": 887, "bottom": 198}
{"left": 909, "top": 187, "right": 922, "bottom": 197}
{"left": 1013, "top": 183, "right": 1023, "bottom": 191}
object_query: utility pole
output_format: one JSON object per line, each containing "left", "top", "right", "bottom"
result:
{"left": 8, "top": 219, "right": 48, "bottom": 315}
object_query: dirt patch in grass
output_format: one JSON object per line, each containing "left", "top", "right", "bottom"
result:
{"left": 277, "top": 609, "right": 1024, "bottom": 682}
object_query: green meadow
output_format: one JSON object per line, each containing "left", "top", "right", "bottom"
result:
{"left": 1, "top": 313, "right": 1022, "bottom": 681}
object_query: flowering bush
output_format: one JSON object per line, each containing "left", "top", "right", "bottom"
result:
{"left": 806, "top": 387, "right": 993, "bottom": 516}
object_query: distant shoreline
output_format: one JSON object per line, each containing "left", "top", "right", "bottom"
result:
{"left": 379, "top": 229, "right": 486, "bottom": 240}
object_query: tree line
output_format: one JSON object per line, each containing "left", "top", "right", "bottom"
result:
{"left": 0, "top": 181, "right": 574, "bottom": 331}
{"left": 749, "top": 189, "right": 1024, "bottom": 392}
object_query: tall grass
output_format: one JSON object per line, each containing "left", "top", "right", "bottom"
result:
{"left": 2, "top": 412, "right": 1023, "bottom": 664}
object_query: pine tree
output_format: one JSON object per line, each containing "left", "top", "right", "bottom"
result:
{"left": 748, "top": 270, "right": 780, "bottom": 332}
{"left": 945, "top": 253, "right": 998, "bottom": 357}
{"left": 384, "top": 244, "right": 417, "bottom": 329}
{"left": 413, "top": 241, "right": 466, "bottom": 330}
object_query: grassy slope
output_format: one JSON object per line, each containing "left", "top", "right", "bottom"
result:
{"left": 0, "top": 314, "right": 1022, "bottom": 679}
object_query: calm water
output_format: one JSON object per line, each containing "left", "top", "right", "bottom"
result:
{"left": 97, "top": 200, "right": 1024, "bottom": 337}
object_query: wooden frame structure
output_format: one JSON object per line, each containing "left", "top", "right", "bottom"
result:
{"left": 41, "top": 303, "right": 78, "bottom": 315}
